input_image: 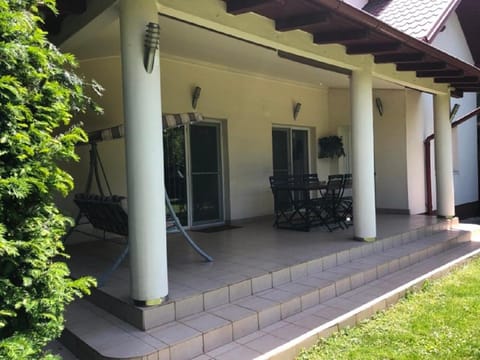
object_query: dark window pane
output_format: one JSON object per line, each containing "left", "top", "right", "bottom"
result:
{"left": 192, "top": 174, "right": 220, "bottom": 222}
{"left": 272, "top": 129, "right": 289, "bottom": 177}
{"left": 292, "top": 129, "right": 308, "bottom": 175}
{"left": 163, "top": 127, "right": 188, "bottom": 226}
{"left": 190, "top": 125, "right": 219, "bottom": 173}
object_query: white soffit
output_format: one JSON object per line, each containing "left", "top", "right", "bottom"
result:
{"left": 61, "top": 13, "right": 401, "bottom": 90}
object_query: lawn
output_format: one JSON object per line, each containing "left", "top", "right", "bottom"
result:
{"left": 298, "top": 257, "right": 480, "bottom": 360}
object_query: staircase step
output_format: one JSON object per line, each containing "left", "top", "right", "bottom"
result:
{"left": 84, "top": 220, "right": 462, "bottom": 331}
{"left": 61, "top": 224, "right": 479, "bottom": 360}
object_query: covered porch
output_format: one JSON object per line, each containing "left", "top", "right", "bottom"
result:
{"left": 66, "top": 213, "right": 446, "bottom": 328}
{"left": 51, "top": 0, "right": 480, "bottom": 306}
{"left": 60, "top": 213, "right": 480, "bottom": 359}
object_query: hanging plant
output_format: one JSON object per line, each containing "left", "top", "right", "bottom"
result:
{"left": 318, "top": 135, "right": 346, "bottom": 158}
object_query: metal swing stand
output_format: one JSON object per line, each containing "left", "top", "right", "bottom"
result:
{"left": 65, "top": 141, "right": 212, "bottom": 287}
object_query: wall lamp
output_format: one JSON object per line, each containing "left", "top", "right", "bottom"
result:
{"left": 192, "top": 86, "right": 202, "bottom": 109}
{"left": 450, "top": 103, "right": 460, "bottom": 121}
{"left": 375, "top": 97, "right": 383, "bottom": 116}
{"left": 293, "top": 102, "right": 302, "bottom": 120}
{"left": 144, "top": 22, "right": 160, "bottom": 74}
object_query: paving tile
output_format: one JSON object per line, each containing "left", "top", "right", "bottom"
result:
{"left": 229, "top": 280, "right": 252, "bottom": 301}
{"left": 142, "top": 303, "right": 175, "bottom": 329}
{"left": 235, "top": 330, "right": 267, "bottom": 345}
{"left": 243, "top": 333, "right": 285, "bottom": 354}
{"left": 290, "top": 263, "right": 307, "bottom": 280}
{"left": 100, "top": 335, "right": 157, "bottom": 358}
{"left": 148, "top": 322, "right": 201, "bottom": 346}
{"left": 272, "top": 268, "right": 291, "bottom": 286}
{"left": 300, "top": 289, "right": 320, "bottom": 310}
{"left": 209, "top": 304, "right": 258, "bottom": 340}
{"left": 264, "top": 322, "right": 309, "bottom": 341}
{"left": 306, "top": 258, "right": 323, "bottom": 273}
{"left": 204, "top": 287, "right": 229, "bottom": 310}
{"left": 280, "top": 297, "right": 302, "bottom": 319}
{"left": 210, "top": 343, "right": 261, "bottom": 360}
{"left": 295, "top": 275, "right": 332, "bottom": 289}
{"left": 192, "top": 355, "right": 212, "bottom": 360}
{"left": 335, "top": 277, "right": 351, "bottom": 295}
{"left": 322, "top": 254, "right": 337, "bottom": 270}
{"left": 235, "top": 296, "right": 281, "bottom": 328}
{"left": 318, "top": 283, "right": 336, "bottom": 302}
{"left": 257, "top": 288, "right": 292, "bottom": 303}
{"left": 252, "top": 274, "right": 272, "bottom": 293}
{"left": 350, "top": 271, "right": 365, "bottom": 289}
{"left": 175, "top": 294, "right": 204, "bottom": 319}
{"left": 180, "top": 312, "right": 231, "bottom": 332}
{"left": 336, "top": 250, "right": 351, "bottom": 265}
{"left": 169, "top": 335, "right": 203, "bottom": 360}
{"left": 284, "top": 311, "right": 327, "bottom": 330}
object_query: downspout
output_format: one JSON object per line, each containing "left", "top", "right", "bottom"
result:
{"left": 425, "top": 106, "right": 480, "bottom": 214}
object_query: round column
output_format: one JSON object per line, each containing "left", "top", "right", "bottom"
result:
{"left": 119, "top": 0, "right": 168, "bottom": 305}
{"left": 434, "top": 93, "right": 455, "bottom": 218}
{"left": 351, "top": 69, "right": 377, "bottom": 241}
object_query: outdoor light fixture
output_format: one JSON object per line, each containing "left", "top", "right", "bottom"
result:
{"left": 144, "top": 22, "right": 160, "bottom": 74}
{"left": 293, "top": 102, "right": 302, "bottom": 120}
{"left": 192, "top": 86, "right": 202, "bottom": 109}
{"left": 450, "top": 103, "right": 460, "bottom": 121}
{"left": 375, "top": 97, "right": 384, "bottom": 116}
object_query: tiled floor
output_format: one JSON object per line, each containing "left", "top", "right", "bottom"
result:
{"left": 66, "top": 214, "right": 440, "bottom": 304}
{"left": 59, "top": 215, "right": 480, "bottom": 359}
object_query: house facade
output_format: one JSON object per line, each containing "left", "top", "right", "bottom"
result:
{"left": 50, "top": 0, "right": 480, "bottom": 305}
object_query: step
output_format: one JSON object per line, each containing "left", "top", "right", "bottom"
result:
{"left": 83, "top": 219, "right": 458, "bottom": 331}
{"left": 61, "top": 224, "right": 476, "bottom": 360}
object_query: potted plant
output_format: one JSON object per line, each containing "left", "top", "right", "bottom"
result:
{"left": 318, "top": 135, "right": 346, "bottom": 158}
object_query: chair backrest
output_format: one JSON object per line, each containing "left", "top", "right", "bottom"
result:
{"left": 342, "top": 173, "right": 353, "bottom": 198}
{"left": 74, "top": 194, "right": 129, "bottom": 236}
{"left": 343, "top": 173, "right": 352, "bottom": 188}
{"left": 325, "top": 174, "right": 345, "bottom": 206}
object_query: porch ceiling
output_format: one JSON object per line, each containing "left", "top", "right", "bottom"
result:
{"left": 223, "top": 0, "right": 480, "bottom": 96}
{"left": 57, "top": 12, "right": 400, "bottom": 89}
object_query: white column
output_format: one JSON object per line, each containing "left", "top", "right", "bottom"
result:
{"left": 119, "top": 0, "right": 168, "bottom": 305}
{"left": 351, "top": 69, "right": 376, "bottom": 241}
{"left": 434, "top": 93, "right": 455, "bottom": 218}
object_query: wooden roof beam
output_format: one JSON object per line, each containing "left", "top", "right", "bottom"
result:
{"left": 314, "top": 29, "right": 369, "bottom": 44}
{"left": 346, "top": 42, "right": 401, "bottom": 55}
{"left": 225, "top": 0, "right": 278, "bottom": 15}
{"left": 374, "top": 52, "right": 424, "bottom": 64}
{"left": 435, "top": 76, "right": 478, "bottom": 84}
{"left": 276, "top": 12, "right": 330, "bottom": 31}
{"left": 416, "top": 69, "right": 464, "bottom": 78}
{"left": 397, "top": 62, "right": 447, "bottom": 71}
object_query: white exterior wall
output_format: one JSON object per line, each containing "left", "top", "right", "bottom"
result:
{"left": 405, "top": 89, "right": 428, "bottom": 214}
{"left": 431, "top": 14, "right": 479, "bottom": 206}
{"left": 328, "top": 88, "right": 409, "bottom": 212}
{"left": 66, "top": 56, "right": 329, "bottom": 221}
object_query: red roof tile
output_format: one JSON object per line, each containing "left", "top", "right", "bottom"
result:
{"left": 363, "top": 0, "right": 459, "bottom": 41}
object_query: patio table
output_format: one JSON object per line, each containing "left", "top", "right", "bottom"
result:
{"left": 271, "top": 179, "right": 329, "bottom": 231}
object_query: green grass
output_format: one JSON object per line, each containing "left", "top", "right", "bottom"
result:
{"left": 298, "top": 257, "right": 480, "bottom": 360}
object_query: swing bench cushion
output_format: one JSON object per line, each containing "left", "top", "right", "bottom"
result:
{"left": 74, "top": 193, "right": 129, "bottom": 237}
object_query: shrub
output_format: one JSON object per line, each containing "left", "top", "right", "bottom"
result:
{"left": 0, "top": 0, "right": 99, "bottom": 358}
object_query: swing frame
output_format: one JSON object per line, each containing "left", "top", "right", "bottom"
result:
{"left": 65, "top": 125, "right": 213, "bottom": 286}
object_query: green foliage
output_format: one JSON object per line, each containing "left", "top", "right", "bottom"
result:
{"left": 298, "top": 258, "right": 480, "bottom": 360}
{"left": 0, "top": 1, "right": 98, "bottom": 358}
{"left": 318, "top": 136, "right": 345, "bottom": 159}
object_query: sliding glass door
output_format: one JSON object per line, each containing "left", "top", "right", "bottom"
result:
{"left": 163, "top": 121, "right": 224, "bottom": 227}
{"left": 272, "top": 127, "right": 309, "bottom": 176}
{"left": 190, "top": 123, "right": 223, "bottom": 225}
